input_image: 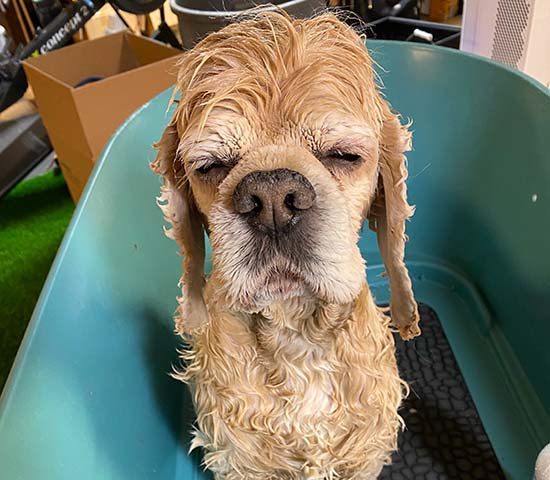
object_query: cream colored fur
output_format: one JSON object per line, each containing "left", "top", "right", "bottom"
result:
{"left": 152, "top": 11, "right": 420, "bottom": 479}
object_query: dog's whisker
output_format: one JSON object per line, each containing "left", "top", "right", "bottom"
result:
{"left": 409, "top": 162, "right": 432, "bottom": 181}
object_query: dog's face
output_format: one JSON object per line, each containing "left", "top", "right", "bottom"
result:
{"left": 185, "top": 90, "right": 380, "bottom": 311}
{"left": 153, "top": 12, "right": 419, "bottom": 336}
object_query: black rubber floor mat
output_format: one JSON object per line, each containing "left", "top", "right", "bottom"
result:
{"left": 379, "top": 304, "right": 506, "bottom": 479}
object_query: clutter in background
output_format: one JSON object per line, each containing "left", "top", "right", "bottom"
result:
{"left": 426, "top": 0, "right": 459, "bottom": 22}
{"left": 2, "top": 0, "right": 548, "bottom": 204}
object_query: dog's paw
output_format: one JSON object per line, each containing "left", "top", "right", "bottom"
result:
{"left": 398, "top": 317, "right": 421, "bottom": 341}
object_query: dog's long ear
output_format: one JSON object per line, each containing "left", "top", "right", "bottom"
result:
{"left": 151, "top": 118, "right": 208, "bottom": 336}
{"left": 368, "top": 109, "right": 420, "bottom": 340}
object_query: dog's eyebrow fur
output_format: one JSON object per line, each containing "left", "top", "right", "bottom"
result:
{"left": 171, "top": 12, "right": 384, "bottom": 143}
{"left": 184, "top": 113, "right": 376, "bottom": 170}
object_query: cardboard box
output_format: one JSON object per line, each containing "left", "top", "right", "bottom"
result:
{"left": 24, "top": 32, "right": 181, "bottom": 201}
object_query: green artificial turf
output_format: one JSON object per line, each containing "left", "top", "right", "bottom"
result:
{"left": 0, "top": 172, "right": 74, "bottom": 391}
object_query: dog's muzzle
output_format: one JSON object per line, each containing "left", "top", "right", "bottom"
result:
{"left": 232, "top": 168, "right": 316, "bottom": 235}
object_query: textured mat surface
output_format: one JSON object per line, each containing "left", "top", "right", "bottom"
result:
{"left": 380, "top": 305, "right": 506, "bottom": 479}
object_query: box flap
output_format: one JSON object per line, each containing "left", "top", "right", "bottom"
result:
{"left": 71, "top": 56, "right": 178, "bottom": 158}
{"left": 23, "top": 32, "right": 140, "bottom": 88}
{"left": 23, "top": 61, "right": 93, "bottom": 161}
{"left": 125, "top": 34, "right": 182, "bottom": 67}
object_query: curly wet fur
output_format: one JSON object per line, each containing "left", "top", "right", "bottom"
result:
{"left": 152, "top": 10, "right": 420, "bottom": 479}
{"left": 175, "top": 283, "right": 406, "bottom": 479}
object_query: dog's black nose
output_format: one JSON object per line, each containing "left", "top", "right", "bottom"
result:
{"left": 233, "top": 168, "right": 316, "bottom": 234}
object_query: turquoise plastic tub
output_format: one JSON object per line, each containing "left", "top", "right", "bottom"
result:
{"left": 1, "top": 42, "right": 549, "bottom": 479}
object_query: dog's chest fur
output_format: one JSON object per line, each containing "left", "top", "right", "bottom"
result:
{"left": 180, "top": 285, "right": 403, "bottom": 479}
{"left": 255, "top": 299, "right": 344, "bottom": 416}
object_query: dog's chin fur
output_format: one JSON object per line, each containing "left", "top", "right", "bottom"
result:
{"left": 241, "top": 274, "right": 309, "bottom": 314}
{"left": 153, "top": 10, "right": 420, "bottom": 480}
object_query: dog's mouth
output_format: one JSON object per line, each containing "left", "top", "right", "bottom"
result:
{"left": 263, "top": 267, "right": 304, "bottom": 296}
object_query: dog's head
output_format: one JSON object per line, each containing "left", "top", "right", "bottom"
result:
{"left": 153, "top": 12, "right": 419, "bottom": 339}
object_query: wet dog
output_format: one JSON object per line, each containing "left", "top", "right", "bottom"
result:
{"left": 152, "top": 11, "right": 420, "bottom": 479}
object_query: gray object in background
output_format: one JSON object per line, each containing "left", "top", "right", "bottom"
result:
{"left": 0, "top": 114, "right": 52, "bottom": 199}
{"left": 171, "top": 0, "right": 327, "bottom": 49}
{"left": 460, "top": 0, "right": 550, "bottom": 88}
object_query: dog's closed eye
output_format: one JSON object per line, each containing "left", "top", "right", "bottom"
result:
{"left": 196, "top": 161, "right": 226, "bottom": 175}
{"left": 326, "top": 150, "right": 361, "bottom": 163}
{"left": 193, "top": 156, "right": 235, "bottom": 182}
{"left": 317, "top": 148, "right": 364, "bottom": 172}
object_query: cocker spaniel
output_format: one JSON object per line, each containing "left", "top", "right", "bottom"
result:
{"left": 152, "top": 11, "right": 420, "bottom": 480}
